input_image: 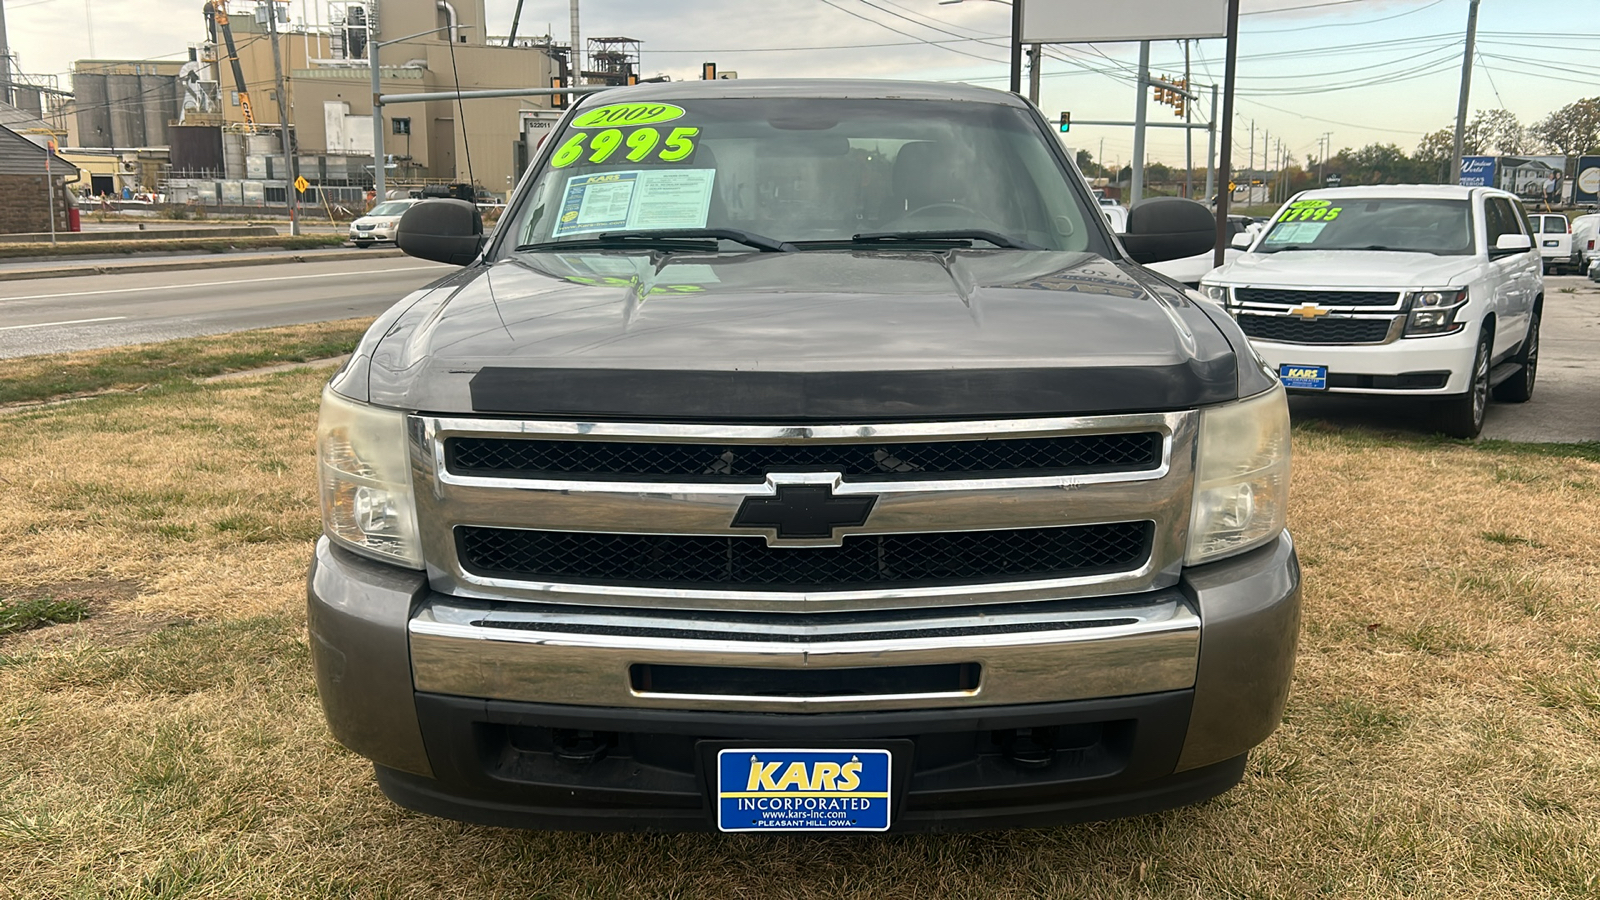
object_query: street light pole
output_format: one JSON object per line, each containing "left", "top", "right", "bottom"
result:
{"left": 369, "top": 24, "right": 474, "bottom": 203}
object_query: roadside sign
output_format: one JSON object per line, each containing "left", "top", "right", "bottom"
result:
{"left": 1575, "top": 156, "right": 1600, "bottom": 204}
{"left": 294, "top": 175, "right": 309, "bottom": 193}
{"left": 1325, "top": 174, "right": 1342, "bottom": 188}
{"left": 1459, "top": 156, "right": 1496, "bottom": 188}
{"left": 1023, "top": 0, "right": 1227, "bottom": 42}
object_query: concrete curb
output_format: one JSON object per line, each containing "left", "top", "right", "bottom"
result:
{"left": 0, "top": 248, "right": 406, "bottom": 283}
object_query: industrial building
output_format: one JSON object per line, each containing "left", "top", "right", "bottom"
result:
{"left": 58, "top": 0, "right": 625, "bottom": 205}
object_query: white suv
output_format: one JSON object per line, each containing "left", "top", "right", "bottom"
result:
{"left": 1200, "top": 185, "right": 1542, "bottom": 438}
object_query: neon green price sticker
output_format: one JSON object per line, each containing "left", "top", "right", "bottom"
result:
{"left": 551, "top": 126, "right": 700, "bottom": 168}
{"left": 1279, "top": 204, "right": 1341, "bottom": 222}
{"left": 572, "top": 103, "right": 686, "bottom": 129}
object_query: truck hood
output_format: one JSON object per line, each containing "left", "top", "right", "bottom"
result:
{"left": 360, "top": 249, "right": 1242, "bottom": 420}
{"left": 1208, "top": 249, "right": 1482, "bottom": 289}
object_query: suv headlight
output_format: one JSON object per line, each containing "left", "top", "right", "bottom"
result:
{"left": 1198, "top": 283, "right": 1230, "bottom": 305}
{"left": 316, "top": 387, "right": 422, "bottom": 568}
{"left": 1404, "top": 288, "right": 1468, "bottom": 337}
{"left": 1186, "top": 383, "right": 1291, "bottom": 565}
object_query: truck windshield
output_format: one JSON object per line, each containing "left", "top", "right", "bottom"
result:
{"left": 503, "top": 97, "right": 1102, "bottom": 254}
{"left": 1258, "top": 197, "right": 1473, "bottom": 256}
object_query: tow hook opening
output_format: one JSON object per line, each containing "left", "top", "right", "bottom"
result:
{"left": 551, "top": 729, "right": 616, "bottom": 767}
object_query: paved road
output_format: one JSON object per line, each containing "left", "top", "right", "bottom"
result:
{"left": 0, "top": 245, "right": 391, "bottom": 272}
{"left": 0, "top": 257, "right": 449, "bottom": 358}
{"left": 1287, "top": 274, "right": 1600, "bottom": 444}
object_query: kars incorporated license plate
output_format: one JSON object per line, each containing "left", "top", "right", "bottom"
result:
{"left": 716, "top": 748, "right": 892, "bottom": 832}
{"left": 1279, "top": 364, "right": 1328, "bottom": 390}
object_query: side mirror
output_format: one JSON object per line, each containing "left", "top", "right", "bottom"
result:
{"left": 397, "top": 199, "right": 485, "bottom": 265}
{"left": 1121, "top": 197, "right": 1218, "bottom": 264}
{"left": 1494, "top": 233, "right": 1532, "bottom": 253}
{"left": 1231, "top": 231, "right": 1254, "bottom": 249}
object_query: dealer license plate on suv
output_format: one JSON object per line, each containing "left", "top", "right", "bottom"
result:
{"left": 1279, "top": 364, "right": 1328, "bottom": 390}
{"left": 716, "top": 748, "right": 892, "bottom": 832}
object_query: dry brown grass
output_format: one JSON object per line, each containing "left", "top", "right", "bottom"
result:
{"left": 1, "top": 369, "right": 1599, "bottom": 899}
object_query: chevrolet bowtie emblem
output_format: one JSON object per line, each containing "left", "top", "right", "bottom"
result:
{"left": 731, "top": 481, "right": 876, "bottom": 543}
{"left": 1289, "top": 304, "right": 1330, "bottom": 319}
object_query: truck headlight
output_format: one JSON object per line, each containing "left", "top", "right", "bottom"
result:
{"left": 1404, "top": 288, "right": 1468, "bottom": 337}
{"left": 1186, "top": 383, "right": 1291, "bottom": 565}
{"left": 1198, "top": 283, "right": 1230, "bottom": 305}
{"left": 316, "top": 387, "right": 422, "bottom": 568}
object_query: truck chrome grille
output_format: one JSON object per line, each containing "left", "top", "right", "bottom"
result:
{"left": 456, "top": 522, "right": 1153, "bottom": 590}
{"left": 1234, "top": 288, "right": 1400, "bottom": 308}
{"left": 1237, "top": 314, "right": 1396, "bottom": 345}
{"left": 445, "top": 432, "right": 1162, "bottom": 482}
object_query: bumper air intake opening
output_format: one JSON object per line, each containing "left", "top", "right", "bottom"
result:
{"left": 629, "top": 662, "right": 982, "bottom": 698}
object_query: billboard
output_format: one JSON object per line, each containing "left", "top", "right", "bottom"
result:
{"left": 1495, "top": 156, "right": 1568, "bottom": 205}
{"left": 1458, "top": 156, "right": 1496, "bottom": 188}
{"left": 1022, "top": 0, "right": 1229, "bottom": 43}
{"left": 1575, "top": 155, "right": 1600, "bottom": 205}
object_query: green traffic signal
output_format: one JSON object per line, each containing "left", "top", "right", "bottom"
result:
{"left": 1058, "top": 112, "right": 1071, "bottom": 133}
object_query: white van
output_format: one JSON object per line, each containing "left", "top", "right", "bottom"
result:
{"left": 1569, "top": 213, "right": 1599, "bottom": 279}
{"left": 1529, "top": 213, "right": 1573, "bottom": 274}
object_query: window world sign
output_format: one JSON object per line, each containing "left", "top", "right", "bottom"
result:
{"left": 1022, "top": 0, "right": 1228, "bottom": 43}
{"left": 1459, "top": 156, "right": 1497, "bottom": 188}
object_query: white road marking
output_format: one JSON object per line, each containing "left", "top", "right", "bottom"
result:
{"left": 0, "top": 316, "right": 128, "bottom": 331}
{"left": 0, "top": 265, "right": 443, "bottom": 303}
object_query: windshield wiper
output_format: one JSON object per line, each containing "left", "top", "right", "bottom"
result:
{"left": 848, "top": 230, "right": 1045, "bottom": 251}
{"left": 517, "top": 228, "right": 795, "bottom": 253}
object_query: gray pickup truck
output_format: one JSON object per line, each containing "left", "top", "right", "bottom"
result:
{"left": 309, "top": 80, "right": 1301, "bottom": 833}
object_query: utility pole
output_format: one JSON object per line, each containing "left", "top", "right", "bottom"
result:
{"left": 1130, "top": 40, "right": 1150, "bottom": 205}
{"left": 1247, "top": 120, "right": 1255, "bottom": 192}
{"left": 1027, "top": 43, "right": 1041, "bottom": 104}
{"left": 1204, "top": 83, "right": 1217, "bottom": 202}
{"left": 570, "top": 0, "right": 582, "bottom": 86}
{"left": 1450, "top": 0, "right": 1481, "bottom": 181}
{"left": 1184, "top": 40, "right": 1193, "bottom": 199}
{"left": 266, "top": 0, "right": 299, "bottom": 235}
{"left": 0, "top": 0, "right": 13, "bottom": 107}
{"left": 1318, "top": 131, "right": 1331, "bottom": 185}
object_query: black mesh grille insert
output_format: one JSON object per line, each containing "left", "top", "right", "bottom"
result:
{"left": 446, "top": 432, "right": 1162, "bottom": 482}
{"left": 1235, "top": 288, "right": 1401, "bottom": 308}
{"left": 456, "top": 522, "right": 1153, "bottom": 590}
{"left": 1237, "top": 314, "right": 1395, "bottom": 345}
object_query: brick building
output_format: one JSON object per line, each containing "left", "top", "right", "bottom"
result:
{"left": 0, "top": 103, "right": 79, "bottom": 235}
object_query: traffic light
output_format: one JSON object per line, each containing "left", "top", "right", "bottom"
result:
{"left": 550, "top": 75, "right": 566, "bottom": 109}
{"left": 1174, "top": 78, "right": 1186, "bottom": 116}
{"left": 1058, "top": 111, "right": 1071, "bottom": 133}
{"left": 1153, "top": 85, "right": 1166, "bottom": 105}
{"left": 702, "top": 62, "right": 717, "bottom": 80}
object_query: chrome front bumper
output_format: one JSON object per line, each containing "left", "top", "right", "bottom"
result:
{"left": 408, "top": 591, "right": 1201, "bottom": 713}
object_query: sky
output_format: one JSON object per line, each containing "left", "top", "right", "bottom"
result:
{"left": 7, "top": 0, "right": 1600, "bottom": 170}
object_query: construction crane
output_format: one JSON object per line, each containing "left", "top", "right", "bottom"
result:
{"left": 204, "top": 0, "right": 255, "bottom": 127}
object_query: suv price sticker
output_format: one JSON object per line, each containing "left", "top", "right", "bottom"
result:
{"left": 717, "top": 749, "right": 892, "bottom": 832}
{"left": 1279, "top": 364, "right": 1328, "bottom": 390}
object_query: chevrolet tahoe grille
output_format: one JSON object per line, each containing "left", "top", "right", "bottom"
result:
{"left": 1237, "top": 314, "right": 1397, "bottom": 345}
{"left": 1234, "top": 288, "right": 1400, "bottom": 307}
{"left": 455, "top": 522, "right": 1154, "bottom": 590}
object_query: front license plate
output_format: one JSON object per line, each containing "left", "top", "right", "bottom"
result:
{"left": 716, "top": 748, "right": 892, "bottom": 832}
{"left": 1279, "top": 364, "right": 1328, "bottom": 390}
